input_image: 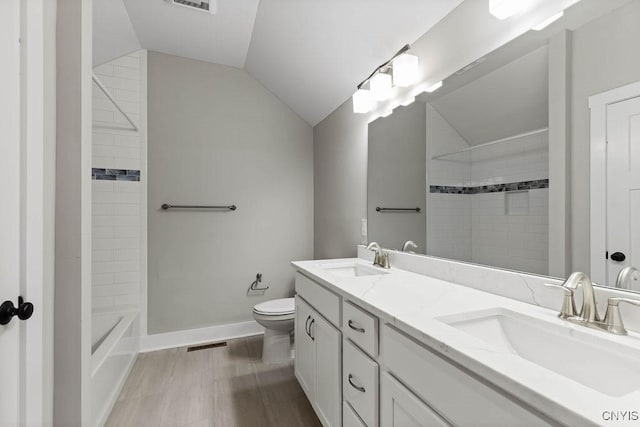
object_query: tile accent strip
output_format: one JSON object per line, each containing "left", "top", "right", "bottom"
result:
{"left": 430, "top": 179, "right": 549, "bottom": 195}
{"left": 92, "top": 168, "right": 140, "bottom": 182}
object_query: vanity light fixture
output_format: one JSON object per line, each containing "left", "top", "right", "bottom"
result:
{"left": 533, "top": 11, "right": 564, "bottom": 30}
{"left": 352, "top": 89, "right": 373, "bottom": 114}
{"left": 370, "top": 72, "right": 393, "bottom": 101}
{"left": 489, "top": 0, "right": 532, "bottom": 20}
{"left": 392, "top": 53, "right": 419, "bottom": 87}
{"left": 352, "top": 44, "right": 418, "bottom": 113}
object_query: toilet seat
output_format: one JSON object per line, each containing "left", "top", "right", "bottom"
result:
{"left": 253, "top": 297, "right": 295, "bottom": 316}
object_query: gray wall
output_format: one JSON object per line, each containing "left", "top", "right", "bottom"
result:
{"left": 368, "top": 102, "right": 426, "bottom": 252}
{"left": 570, "top": 0, "right": 640, "bottom": 273}
{"left": 148, "top": 52, "right": 313, "bottom": 334}
{"left": 313, "top": 101, "right": 369, "bottom": 259}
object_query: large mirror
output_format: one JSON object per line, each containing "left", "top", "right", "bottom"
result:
{"left": 368, "top": 0, "right": 640, "bottom": 292}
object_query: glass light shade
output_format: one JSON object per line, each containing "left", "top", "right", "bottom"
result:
{"left": 533, "top": 11, "right": 564, "bottom": 30}
{"left": 392, "top": 54, "right": 419, "bottom": 87}
{"left": 370, "top": 72, "right": 393, "bottom": 101}
{"left": 352, "top": 89, "right": 373, "bottom": 114}
{"left": 489, "top": 0, "right": 531, "bottom": 20}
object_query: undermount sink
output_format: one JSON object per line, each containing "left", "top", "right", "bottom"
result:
{"left": 438, "top": 308, "right": 640, "bottom": 397}
{"left": 319, "top": 262, "right": 388, "bottom": 278}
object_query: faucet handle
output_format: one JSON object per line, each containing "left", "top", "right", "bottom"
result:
{"left": 603, "top": 297, "right": 640, "bottom": 335}
{"left": 544, "top": 283, "right": 577, "bottom": 319}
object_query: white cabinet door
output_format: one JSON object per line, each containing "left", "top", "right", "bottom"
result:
{"left": 344, "top": 402, "right": 367, "bottom": 427}
{"left": 313, "top": 312, "right": 342, "bottom": 427}
{"left": 295, "top": 296, "right": 316, "bottom": 401}
{"left": 381, "top": 373, "right": 450, "bottom": 427}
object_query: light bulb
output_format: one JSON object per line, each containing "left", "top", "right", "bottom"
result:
{"left": 370, "top": 72, "right": 392, "bottom": 101}
{"left": 392, "top": 53, "right": 419, "bottom": 87}
{"left": 352, "top": 89, "right": 373, "bottom": 114}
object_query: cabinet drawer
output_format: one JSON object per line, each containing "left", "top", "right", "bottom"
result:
{"left": 381, "top": 325, "right": 550, "bottom": 427}
{"left": 381, "top": 372, "right": 450, "bottom": 427}
{"left": 296, "top": 272, "right": 340, "bottom": 327}
{"left": 343, "top": 339, "right": 379, "bottom": 427}
{"left": 344, "top": 402, "right": 367, "bottom": 427}
{"left": 343, "top": 301, "right": 378, "bottom": 358}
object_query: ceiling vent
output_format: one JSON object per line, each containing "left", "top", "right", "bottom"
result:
{"left": 167, "top": 0, "right": 217, "bottom": 15}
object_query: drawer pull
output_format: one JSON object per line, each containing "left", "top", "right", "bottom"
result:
{"left": 348, "top": 374, "right": 366, "bottom": 393}
{"left": 309, "top": 318, "right": 315, "bottom": 341}
{"left": 348, "top": 320, "right": 365, "bottom": 333}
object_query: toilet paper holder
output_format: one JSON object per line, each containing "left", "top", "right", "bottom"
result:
{"left": 248, "top": 273, "right": 269, "bottom": 292}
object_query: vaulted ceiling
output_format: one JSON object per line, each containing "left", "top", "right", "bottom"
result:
{"left": 93, "top": 0, "right": 463, "bottom": 126}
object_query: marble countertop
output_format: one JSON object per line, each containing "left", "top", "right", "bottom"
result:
{"left": 292, "top": 258, "right": 640, "bottom": 427}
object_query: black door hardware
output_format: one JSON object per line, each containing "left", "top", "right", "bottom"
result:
{"left": 0, "top": 296, "right": 34, "bottom": 325}
{"left": 610, "top": 252, "right": 626, "bottom": 262}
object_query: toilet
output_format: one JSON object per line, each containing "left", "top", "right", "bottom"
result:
{"left": 252, "top": 297, "right": 295, "bottom": 364}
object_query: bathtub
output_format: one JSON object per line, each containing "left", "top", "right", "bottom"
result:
{"left": 91, "top": 310, "right": 139, "bottom": 426}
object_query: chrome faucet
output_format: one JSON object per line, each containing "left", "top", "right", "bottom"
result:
{"left": 616, "top": 266, "right": 640, "bottom": 290}
{"left": 366, "top": 242, "right": 390, "bottom": 269}
{"left": 560, "top": 272, "right": 600, "bottom": 322}
{"left": 546, "top": 271, "right": 640, "bottom": 335}
{"left": 401, "top": 240, "right": 418, "bottom": 253}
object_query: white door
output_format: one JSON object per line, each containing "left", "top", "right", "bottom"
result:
{"left": 1, "top": 0, "right": 49, "bottom": 425}
{"left": 606, "top": 96, "right": 640, "bottom": 288}
{"left": 0, "top": 0, "right": 23, "bottom": 422}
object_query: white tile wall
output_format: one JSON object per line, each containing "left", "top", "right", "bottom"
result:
{"left": 471, "top": 189, "right": 549, "bottom": 275}
{"left": 427, "top": 193, "right": 472, "bottom": 262}
{"left": 427, "top": 104, "right": 549, "bottom": 274}
{"left": 92, "top": 51, "right": 146, "bottom": 312}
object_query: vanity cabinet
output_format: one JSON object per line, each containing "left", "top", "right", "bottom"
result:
{"left": 294, "top": 268, "right": 554, "bottom": 427}
{"left": 380, "top": 372, "right": 449, "bottom": 427}
{"left": 343, "top": 339, "right": 379, "bottom": 427}
{"left": 294, "top": 296, "right": 316, "bottom": 399}
{"left": 381, "top": 324, "right": 552, "bottom": 427}
{"left": 294, "top": 280, "right": 342, "bottom": 427}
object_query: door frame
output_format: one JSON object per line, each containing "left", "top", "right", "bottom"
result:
{"left": 589, "top": 81, "right": 640, "bottom": 285}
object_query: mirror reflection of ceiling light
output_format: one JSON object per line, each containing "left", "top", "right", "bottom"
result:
{"left": 489, "top": 0, "right": 532, "bottom": 20}
{"left": 426, "top": 81, "right": 443, "bottom": 93}
{"left": 401, "top": 96, "right": 416, "bottom": 107}
{"left": 533, "top": 11, "right": 564, "bottom": 30}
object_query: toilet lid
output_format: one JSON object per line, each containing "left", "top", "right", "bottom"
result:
{"left": 253, "top": 298, "right": 295, "bottom": 315}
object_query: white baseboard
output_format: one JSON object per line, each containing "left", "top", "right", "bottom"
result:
{"left": 140, "top": 320, "right": 264, "bottom": 353}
